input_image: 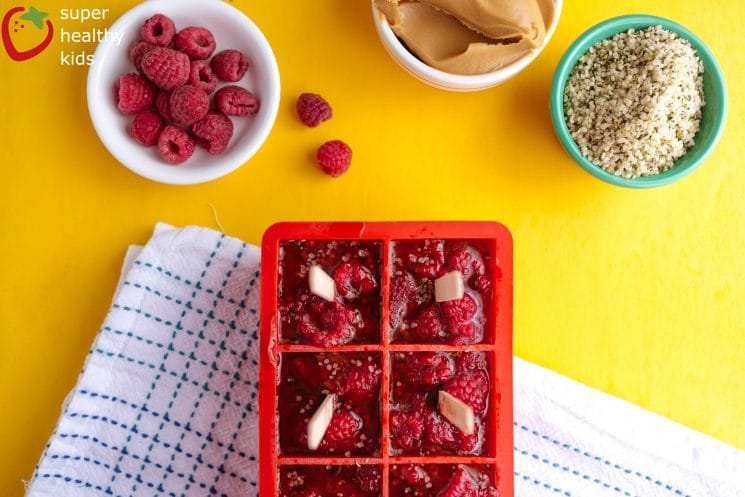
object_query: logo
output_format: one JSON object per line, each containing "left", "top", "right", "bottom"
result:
{"left": 2, "top": 6, "right": 54, "bottom": 61}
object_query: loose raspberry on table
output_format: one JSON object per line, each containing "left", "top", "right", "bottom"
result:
{"left": 129, "top": 110, "right": 163, "bottom": 146}
{"left": 297, "top": 93, "right": 332, "bottom": 127}
{"left": 141, "top": 47, "right": 190, "bottom": 90}
{"left": 155, "top": 90, "right": 173, "bottom": 122}
{"left": 141, "top": 14, "right": 176, "bottom": 47}
{"left": 320, "top": 410, "right": 362, "bottom": 450}
{"left": 191, "top": 111, "right": 233, "bottom": 154}
{"left": 188, "top": 60, "right": 217, "bottom": 94}
{"left": 316, "top": 140, "right": 352, "bottom": 177}
{"left": 214, "top": 85, "right": 260, "bottom": 116}
{"left": 169, "top": 85, "right": 210, "bottom": 126}
{"left": 116, "top": 73, "right": 156, "bottom": 114}
{"left": 410, "top": 304, "right": 446, "bottom": 341}
{"left": 129, "top": 40, "right": 156, "bottom": 72}
{"left": 390, "top": 409, "right": 425, "bottom": 452}
{"left": 439, "top": 466, "right": 480, "bottom": 497}
{"left": 399, "top": 352, "right": 455, "bottom": 387}
{"left": 332, "top": 262, "right": 377, "bottom": 300}
{"left": 158, "top": 125, "right": 195, "bottom": 164}
{"left": 174, "top": 26, "right": 216, "bottom": 60}
{"left": 211, "top": 49, "right": 250, "bottom": 81}
{"left": 442, "top": 371, "right": 489, "bottom": 416}
{"left": 389, "top": 272, "right": 418, "bottom": 332}
{"left": 331, "top": 358, "right": 381, "bottom": 404}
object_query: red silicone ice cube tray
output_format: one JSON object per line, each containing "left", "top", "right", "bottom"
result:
{"left": 259, "top": 222, "right": 513, "bottom": 497}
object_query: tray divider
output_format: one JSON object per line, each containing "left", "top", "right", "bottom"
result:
{"left": 380, "top": 237, "right": 392, "bottom": 497}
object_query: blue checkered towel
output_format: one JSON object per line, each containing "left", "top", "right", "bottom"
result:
{"left": 26, "top": 224, "right": 745, "bottom": 497}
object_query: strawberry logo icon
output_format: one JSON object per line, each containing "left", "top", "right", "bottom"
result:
{"left": 2, "top": 6, "right": 54, "bottom": 61}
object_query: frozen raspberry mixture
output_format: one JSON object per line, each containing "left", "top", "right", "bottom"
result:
{"left": 279, "top": 465, "right": 382, "bottom": 497}
{"left": 278, "top": 353, "right": 382, "bottom": 456}
{"left": 278, "top": 240, "right": 382, "bottom": 345}
{"left": 390, "top": 240, "right": 495, "bottom": 344}
{"left": 390, "top": 464, "right": 497, "bottom": 497}
{"left": 389, "top": 351, "right": 491, "bottom": 456}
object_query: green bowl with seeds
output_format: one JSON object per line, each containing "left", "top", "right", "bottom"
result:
{"left": 550, "top": 14, "right": 727, "bottom": 188}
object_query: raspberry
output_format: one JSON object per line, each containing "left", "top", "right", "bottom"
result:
{"left": 129, "top": 40, "right": 156, "bottom": 72}
{"left": 455, "top": 352, "right": 487, "bottom": 374}
{"left": 295, "top": 489, "right": 323, "bottom": 497}
{"left": 441, "top": 294, "right": 477, "bottom": 329}
{"left": 439, "top": 466, "right": 479, "bottom": 497}
{"left": 141, "top": 14, "right": 176, "bottom": 47}
{"left": 141, "top": 47, "right": 190, "bottom": 90}
{"left": 399, "top": 465, "right": 428, "bottom": 486}
{"left": 116, "top": 73, "right": 156, "bottom": 115}
{"left": 297, "top": 93, "right": 332, "bottom": 127}
{"left": 389, "top": 272, "right": 417, "bottom": 332}
{"left": 332, "top": 358, "right": 381, "bottom": 404}
{"left": 155, "top": 90, "right": 173, "bottom": 122}
{"left": 129, "top": 110, "right": 163, "bottom": 146}
{"left": 447, "top": 245, "right": 483, "bottom": 280}
{"left": 173, "top": 26, "right": 216, "bottom": 60}
{"left": 332, "top": 262, "right": 377, "bottom": 300}
{"left": 287, "top": 355, "right": 330, "bottom": 385}
{"left": 169, "top": 85, "right": 209, "bottom": 126}
{"left": 410, "top": 305, "right": 446, "bottom": 341}
{"left": 452, "top": 420, "right": 482, "bottom": 453}
{"left": 320, "top": 410, "right": 362, "bottom": 450}
{"left": 355, "top": 466, "right": 381, "bottom": 496}
{"left": 211, "top": 49, "right": 250, "bottom": 81}
{"left": 316, "top": 140, "right": 352, "bottom": 177}
{"left": 214, "top": 85, "right": 260, "bottom": 117}
{"left": 191, "top": 111, "right": 233, "bottom": 154}
{"left": 404, "top": 240, "right": 445, "bottom": 278}
{"left": 297, "top": 300, "right": 361, "bottom": 347}
{"left": 188, "top": 60, "right": 217, "bottom": 94}
{"left": 390, "top": 409, "right": 425, "bottom": 452}
{"left": 157, "top": 125, "right": 195, "bottom": 164}
{"left": 399, "top": 352, "right": 455, "bottom": 387}
{"left": 471, "top": 274, "right": 492, "bottom": 294}
{"left": 442, "top": 372, "right": 489, "bottom": 416}
{"left": 425, "top": 413, "right": 456, "bottom": 448}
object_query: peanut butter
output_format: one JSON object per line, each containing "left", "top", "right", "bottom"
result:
{"left": 375, "top": 0, "right": 555, "bottom": 75}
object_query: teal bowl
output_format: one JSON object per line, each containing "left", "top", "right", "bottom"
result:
{"left": 550, "top": 15, "right": 727, "bottom": 188}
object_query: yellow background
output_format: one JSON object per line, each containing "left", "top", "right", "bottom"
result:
{"left": 1, "top": 0, "right": 744, "bottom": 494}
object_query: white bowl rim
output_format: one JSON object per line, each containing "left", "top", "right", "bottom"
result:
{"left": 371, "top": 0, "right": 563, "bottom": 90}
{"left": 87, "top": 0, "right": 280, "bottom": 185}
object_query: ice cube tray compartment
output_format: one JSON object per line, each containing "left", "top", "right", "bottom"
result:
{"left": 260, "top": 222, "right": 513, "bottom": 497}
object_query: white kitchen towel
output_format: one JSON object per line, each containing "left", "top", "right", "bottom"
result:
{"left": 26, "top": 224, "right": 745, "bottom": 497}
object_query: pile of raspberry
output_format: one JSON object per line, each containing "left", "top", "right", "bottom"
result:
{"left": 389, "top": 351, "right": 490, "bottom": 455}
{"left": 115, "top": 13, "right": 260, "bottom": 164}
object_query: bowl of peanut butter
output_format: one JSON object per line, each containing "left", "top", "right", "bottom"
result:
{"left": 372, "top": 0, "right": 560, "bottom": 91}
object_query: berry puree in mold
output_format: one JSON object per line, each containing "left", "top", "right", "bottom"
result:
{"left": 390, "top": 240, "right": 496, "bottom": 344}
{"left": 389, "top": 351, "right": 492, "bottom": 455}
{"left": 278, "top": 352, "right": 382, "bottom": 456}
{"left": 280, "top": 465, "right": 382, "bottom": 497}
{"left": 389, "top": 464, "right": 497, "bottom": 497}
{"left": 278, "top": 240, "right": 383, "bottom": 346}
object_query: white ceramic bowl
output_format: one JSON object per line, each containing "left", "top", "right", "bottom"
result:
{"left": 371, "top": 0, "right": 562, "bottom": 91}
{"left": 87, "top": 0, "right": 280, "bottom": 185}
